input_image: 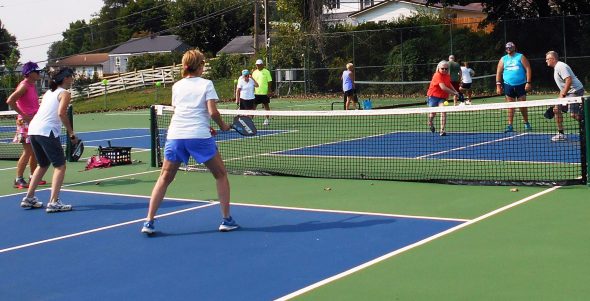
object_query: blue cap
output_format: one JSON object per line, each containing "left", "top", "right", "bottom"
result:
{"left": 242, "top": 69, "right": 250, "bottom": 76}
{"left": 53, "top": 68, "right": 74, "bottom": 81}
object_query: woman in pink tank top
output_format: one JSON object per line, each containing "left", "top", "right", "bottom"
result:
{"left": 6, "top": 61, "right": 46, "bottom": 189}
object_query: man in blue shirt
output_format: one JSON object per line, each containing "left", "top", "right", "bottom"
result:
{"left": 495, "top": 42, "right": 533, "bottom": 133}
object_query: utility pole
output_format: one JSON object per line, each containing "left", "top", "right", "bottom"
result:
{"left": 264, "top": 0, "right": 269, "bottom": 66}
{"left": 254, "top": 0, "right": 259, "bottom": 56}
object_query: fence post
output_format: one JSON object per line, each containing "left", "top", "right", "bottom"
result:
{"left": 584, "top": 97, "right": 590, "bottom": 186}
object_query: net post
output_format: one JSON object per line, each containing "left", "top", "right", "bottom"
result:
{"left": 65, "top": 105, "right": 73, "bottom": 162}
{"left": 150, "top": 105, "right": 157, "bottom": 167}
{"left": 583, "top": 97, "right": 590, "bottom": 187}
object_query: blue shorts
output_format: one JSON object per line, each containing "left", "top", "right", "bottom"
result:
{"left": 427, "top": 96, "right": 446, "bottom": 107}
{"left": 503, "top": 83, "right": 526, "bottom": 99}
{"left": 164, "top": 138, "right": 218, "bottom": 164}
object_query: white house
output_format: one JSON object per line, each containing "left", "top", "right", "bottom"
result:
{"left": 323, "top": 0, "right": 387, "bottom": 24}
{"left": 323, "top": 1, "right": 486, "bottom": 28}
{"left": 349, "top": 1, "right": 485, "bottom": 25}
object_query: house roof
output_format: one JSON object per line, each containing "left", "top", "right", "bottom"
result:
{"left": 349, "top": 1, "right": 484, "bottom": 17}
{"left": 49, "top": 53, "right": 109, "bottom": 67}
{"left": 109, "top": 35, "right": 191, "bottom": 55}
{"left": 217, "top": 35, "right": 266, "bottom": 55}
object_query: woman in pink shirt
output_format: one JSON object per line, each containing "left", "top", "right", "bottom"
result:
{"left": 6, "top": 61, "right": 46, "bottom": 189}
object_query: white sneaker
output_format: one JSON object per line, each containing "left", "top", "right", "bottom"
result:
{"left": 46, "top": 199, "right": 73, "bottom": 213}
{"left": 20, "top": 196, "right": 43, "bottom": 209}
{"left": 551, "top": 133, "right": 567, "bottom": 142}
{"left": 466, "top": 100, "right": 472, "bottom": 105}
{"left": 263, "top": 118, "right": 270, "bottom": 126}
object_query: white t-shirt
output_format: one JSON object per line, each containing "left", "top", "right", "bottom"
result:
{"left": 553, "top": 61, "right": 583, "bottom": 94}
{"left": 167, "top": 77, "right": 219, "bottom": 139}
{"left": 460, "top": 67, "right": 474, "bottom": 84}
{"left": 237, "top": 77, "right": 255, "bottom": 100}
{"left": 28, "top": 87, "right": 66, "bottom": 138}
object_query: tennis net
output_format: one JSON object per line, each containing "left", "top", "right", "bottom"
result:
{"left": 151, "top": 97, "right": 588, "bottom": 186}
{"left": 0, "top": 106, "right": 73, "bottom": 160}
{"left": 353, "top": 74, "right": 496, "bottom": 109}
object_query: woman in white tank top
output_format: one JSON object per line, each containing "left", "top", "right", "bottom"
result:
{"left": 22, "top": 68, "right": 77, "bottom": 212}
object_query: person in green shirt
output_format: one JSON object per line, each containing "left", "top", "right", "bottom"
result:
{"left": 448, "top": 55, "right": 462, "bottom": 105}
{"left": 252, "top": 59, "right": 273, "bottom": 125}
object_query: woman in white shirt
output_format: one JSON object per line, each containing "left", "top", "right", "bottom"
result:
{"left": 21, "top": 68, "right": 77, "bottom": 212}
{"left": 235, "top": 69, "right": 258, "bottom": 110}
{"left": 142, "top": 50, "right": 238, "bottom": 234}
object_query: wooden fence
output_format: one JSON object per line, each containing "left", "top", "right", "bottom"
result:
{"left": 70, "top": 64, "right": 182, "bottom": 99}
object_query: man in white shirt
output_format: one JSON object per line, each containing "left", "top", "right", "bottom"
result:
{"left": 545, "top": 50, "right": 584, "bottom": 142}
{"left": 460, "top": 62, "right": 475, "bottom": 104}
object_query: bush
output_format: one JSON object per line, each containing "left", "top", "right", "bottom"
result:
{"left": 127, "top": 52, "right": 183, "bottom": 71}
{"left": 207, "top": 53, "right": 252, "bottom": 80}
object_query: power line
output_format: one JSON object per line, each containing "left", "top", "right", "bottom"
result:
{"left": 38, "top": 1, "right": 250, "bottom": 64}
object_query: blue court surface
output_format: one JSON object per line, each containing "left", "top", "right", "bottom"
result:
{"left": 77, "top": 128, "right": 287, "bottom": 150}
{"left": 274, "top": 132, "right": 581, "bottom": 164}
{"left": 0, "top": 190, "right": 464, "bottom": 300}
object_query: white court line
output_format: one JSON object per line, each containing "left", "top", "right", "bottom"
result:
{"left": 275, "top": 185, "right": 561, "bottom": 301}
{"left": 0, "top": 202, "right": 217, "bottom": 254}
{"left": 231, "top": 202, "right": 469, "bottom": 222}
{"left": 416, "top": 133, "right": 529, "bottom": 159}
{"left": 82, "top": 134, "right": 150, "bottom": 144}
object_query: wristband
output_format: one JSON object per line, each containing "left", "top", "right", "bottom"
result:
{"left": 70, "top": 135, "right": 76, "bottom": 140}
{"left": 526, "top": 82, "right": 531, "bottom": 84}
{"left": 496, "top": 82, "right": 502, "bottom": 85}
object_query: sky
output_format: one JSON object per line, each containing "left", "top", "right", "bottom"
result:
{"left": 0, "top": 0, "right": 104, "bottom": 67}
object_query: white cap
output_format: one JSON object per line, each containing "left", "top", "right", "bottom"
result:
{"left": 255, "top": 59, "right": 264, "bottom": 65}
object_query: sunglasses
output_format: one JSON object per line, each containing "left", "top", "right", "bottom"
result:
{"left": 440, "top": 68, "right": 448, "bottom": 70}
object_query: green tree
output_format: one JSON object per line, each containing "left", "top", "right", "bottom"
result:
{"left": 165, "top": 0, "right": 253, "bottom": 54}
{"left": 0, "top": 20, "right": 19, "bottom": 63}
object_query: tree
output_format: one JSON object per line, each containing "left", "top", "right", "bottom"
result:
{"left": 0, "top": 20, "right": 19, "bottom": 64}
{"left": 426, "top": 0, "right": 590, "bottom": 22}
{"left": 165, "top": 0, "right": 253, "bottom": 55}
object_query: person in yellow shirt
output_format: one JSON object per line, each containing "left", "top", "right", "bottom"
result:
{"left": 252, "top": 59, "right": 273, "bottom": 125}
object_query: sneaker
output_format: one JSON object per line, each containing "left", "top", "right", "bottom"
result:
{"left": 440, "top": 131, "right": 447, "bottom": 136}
{"left": 263, "top": 118, "right": 270, "bottom": 126}
{"left": 141, "top": 220, "right": 155, "bottom": 234}
{"left": 524, "top": 122, "right": 532, "bottom": 131}
{"left": 219, "top": 216, "right": 239, "bottom": 232}
{"left": 20, "top": 196, "right": 43, "bottom": 209}
{"left": 13, "top": 177, "right": 28, "bottom": 189}
{"left": 466, "top": 100, "right": 472, "bottom": 105}
{"left": 429, "top": 125, "right": 435, "bottom": 133}
{"left": 504, "top": 124, "right": 514, "bottom": 133}
{"left": 46, "top": 199, "right": 72, "bottom": 213}
{"left": 29, "top": 177, "right": 47, "bottom": 186}
{"left": 551, "top": 133, "right": 567, "bottom": 142}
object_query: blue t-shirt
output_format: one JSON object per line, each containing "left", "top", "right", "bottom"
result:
{"left": 342, "top": 70, "right": 353, "bottom": 92}
{"left": 502, "top": 53, "right": 526, "bottom": 85}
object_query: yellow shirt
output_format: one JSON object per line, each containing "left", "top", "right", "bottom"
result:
{"left": 252, "top": 68, "right": 272, "bottom": 95}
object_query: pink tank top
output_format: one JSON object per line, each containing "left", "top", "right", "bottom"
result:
{"left": 16, "top": 79, "right": 40, "bottom": 118}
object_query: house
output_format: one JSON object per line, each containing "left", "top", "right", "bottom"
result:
{"left": 217, "top": 35, "right": 266, "bottom": 56}
{"left": 48, "top": 53, "right": 110, "bottom": 79}
{"left": 107, "top": 35, "right": 191, "bottom": 73}
{"left": 349, "top": 1, "right": 486, "bottom": 27}
{"left": 323, "top": 1, "right": 487, "bottom": 30}
{"left": 323, "top": 0, "right": 387, "bottom": 24}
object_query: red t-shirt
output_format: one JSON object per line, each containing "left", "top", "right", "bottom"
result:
{"left": 427, "top": 72, "right": 452, "bottom": 99}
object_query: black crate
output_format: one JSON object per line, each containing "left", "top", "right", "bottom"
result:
{"left": 98, "top": 146, "right": 132, "bottom": 165}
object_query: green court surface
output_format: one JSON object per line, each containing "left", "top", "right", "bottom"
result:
{"left": 1, "top": 107, "right": 588, "bottom": 300}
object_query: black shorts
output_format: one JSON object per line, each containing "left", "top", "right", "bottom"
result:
{"left": 504, "top": 83, "right": 526, "bottom": 99}
{"left": 30, "top": 132, "right": 66, "bottom": 168}
{"left": 239, "top": 98, "right": 255, "bottom": 110}
{"left": 460, "top": 82, "right": 472, "bottom": 89}
{"left": 254, "top": 94, "right": 270, "bottom": 105}
{"left": 344, "top": 89, "right": 355, "bottom": 97}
